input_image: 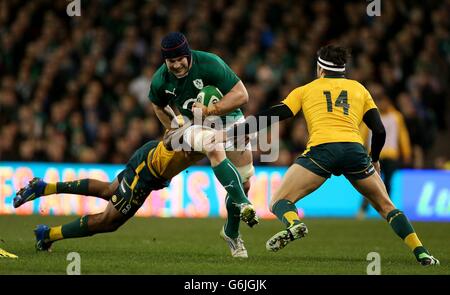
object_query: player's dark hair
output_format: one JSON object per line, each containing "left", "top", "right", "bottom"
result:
{"left": 317, "top": 45, "right": 350, "bottom": 74}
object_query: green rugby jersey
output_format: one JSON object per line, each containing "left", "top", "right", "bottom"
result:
{"left": 149, "top": 50, "right": 243, "bottom": 121}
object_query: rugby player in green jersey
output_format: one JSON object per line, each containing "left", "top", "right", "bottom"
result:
{"left": 148, "top": 32, "right": 256, "bottom": 255}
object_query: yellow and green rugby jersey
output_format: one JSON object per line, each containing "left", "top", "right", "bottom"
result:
{"left": 147, "top": 141, "right": 204, "bottom": 181}
{"left": 282, "top": 75, "right": 377, "bottom": 151}
{"left": 149, "top": 50, "right": 243, "bottom": 120}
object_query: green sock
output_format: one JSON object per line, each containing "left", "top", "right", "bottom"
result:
{"left": 224, "top": 194, "right": 240, "bottom": 239}
{"left": 387, "top": 209, "right": 428, "bottom": 260}
{"left": 60, "top": 216, "right": 91, "bottom": 239}
{"left": 272, "top": 199, "right": 301, "bottom": 228}
{"left": 56, "top": 179, "right": 90, "bottom": 195}
{"left": 212, "top": 159, "right": 249, "bottom": 205}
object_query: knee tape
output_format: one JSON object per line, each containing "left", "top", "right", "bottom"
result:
{"left": 236, "top": 163, "right": 255, "bottom": 183}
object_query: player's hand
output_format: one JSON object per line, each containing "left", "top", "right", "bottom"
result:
{"left": 372, "top": 161, "right": 381, "bottom": 175}
{"left": 163, "top": 129, "right": 175, "bottom": 150}
{"left": 192, "top": 102, "right": 209, "bottom": 118}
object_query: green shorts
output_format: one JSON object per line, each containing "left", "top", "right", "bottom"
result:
{"left": 295, "top": 142, "right": 375, "bottom": 181}
{"left": 111, "top": 140, "right": 170, "bottom": 217}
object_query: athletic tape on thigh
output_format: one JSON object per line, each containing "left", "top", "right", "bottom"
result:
{"left": 236, "top": 163, "right": 255, "bottom": 183}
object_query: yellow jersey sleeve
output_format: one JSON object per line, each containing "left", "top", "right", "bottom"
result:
{"left": 363, "top": 87, "right": 377, "bottom": 114}
{"left": 281, "top": 87, "right": 303, "bottom": 116}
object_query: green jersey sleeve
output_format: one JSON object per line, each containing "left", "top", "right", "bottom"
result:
{"left": 201, "top": 53, "right": 240, "bottom": 94}
{"left": 148, "top": 69, "right": 168, "bottom": 107}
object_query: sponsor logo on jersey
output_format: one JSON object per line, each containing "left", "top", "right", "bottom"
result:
{"left": 165, "top": 88, "right": 176, "bottom": 96}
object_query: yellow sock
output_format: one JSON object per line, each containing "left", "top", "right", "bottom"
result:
{"left": 404, "top": 233, "right": 423, "bottom": 251}
{"left": 49, "top": 226, "right": 63, "bottom": 242}
{"left": 283, "top": 211, "right": 301, "bottom": 227}
{"left": 44, "top": 183, "right": 56, "bottom": 195}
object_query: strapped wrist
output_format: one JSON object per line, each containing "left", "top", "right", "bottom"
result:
{"left": 207, "top": 104, "right": 219, "bottom": 116}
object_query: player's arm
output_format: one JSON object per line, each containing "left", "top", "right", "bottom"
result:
{"left": 152, "top": 103, "right": 177, "bottom": 129}
{"left": 202, "top": 81, "right": 249, "bottom": 116}
{"left": 149, "top": 77, "right": 180, "bottom": 129}
{"left": 227, "top": 86, "right": 302, "bottom": 137}
{"left": 163, "top": 122, "right": 192, "bottom": 150}
{"left": 192, "top": 53, "right": 248, "bottom": 116}
{"left": 226, "top": 103, "right": 294, "bottom": 137}
{"left": 362, "top": 108, "right": 386, "bottom": 163}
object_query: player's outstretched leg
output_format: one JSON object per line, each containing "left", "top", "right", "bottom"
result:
{"left": 351, "top": 173, "right": 439, "bottom": 266}
{"left": 34, "top": 224, "right": 55, "bottom": 251}
{"left": 386, "top": 209, "right": 440, "bottom": 266}
{"left": 34, "top": 202, "right": 128, "bottom": 252}
{"left": 14, "top": 177, "right": 47, "bottom": 208}
{"left": 34, "top": 215, "right": 94, "bottom": 252}
{"left": 15, "top": 178, "right": 117, "bottom": 208}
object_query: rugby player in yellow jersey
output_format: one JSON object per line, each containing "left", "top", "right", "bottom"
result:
{"left": 14, "top": 123, "right": 258, "bottom": 258}
{"left": 229, "top": 45, "right": 439, "bottom": 266}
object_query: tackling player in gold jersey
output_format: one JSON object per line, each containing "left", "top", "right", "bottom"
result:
{"left": 14, "top": 123, "right": 258, "bottom": 258}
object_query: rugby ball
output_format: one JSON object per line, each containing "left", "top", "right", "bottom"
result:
{"left": 196, "top": 85, "right": 223, "bottom": 107}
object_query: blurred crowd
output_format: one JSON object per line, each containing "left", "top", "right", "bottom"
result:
{"left": 1, "top": 0, "right": 449, "bottom": 169}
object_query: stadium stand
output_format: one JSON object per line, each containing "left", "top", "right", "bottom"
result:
{"left": 0, "top": 0, "right": 449, "bottom": 168}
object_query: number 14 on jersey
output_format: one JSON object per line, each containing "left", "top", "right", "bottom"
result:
{"left": 323, "top": 90, "right": 350, "bottom": 115}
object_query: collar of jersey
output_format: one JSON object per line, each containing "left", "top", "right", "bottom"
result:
{"left": 323, "top": 73, "right": 345, "bottom": 78}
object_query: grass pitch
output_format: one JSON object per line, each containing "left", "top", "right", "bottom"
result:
{"left": 0, "top": 215, "right": 449, "bottom": 274}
